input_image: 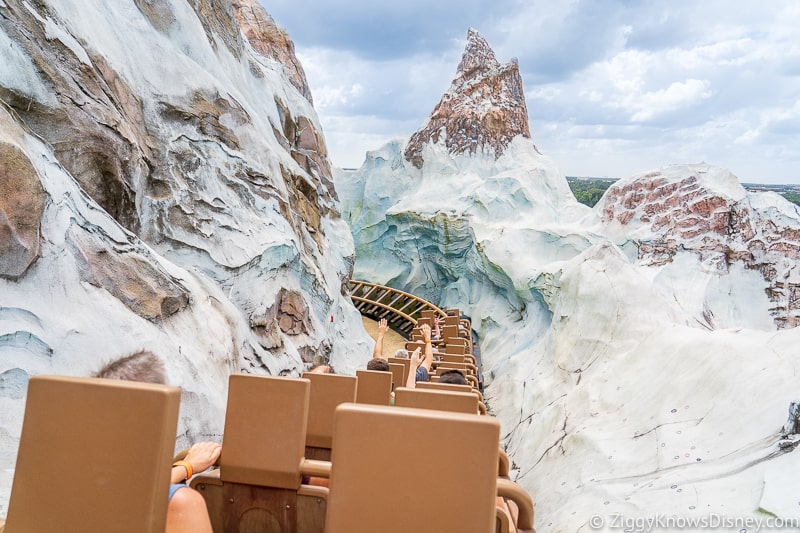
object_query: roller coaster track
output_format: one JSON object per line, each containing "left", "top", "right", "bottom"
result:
{"left": 348, "top": 280, "right": 446, "bottom": 337}
{"left": 349, "top": 279, "right": 485, "bottom": 391}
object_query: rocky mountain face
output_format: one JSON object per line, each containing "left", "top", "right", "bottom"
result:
{"left": 232, "top": 0, "right": 314, "bottom": 105}
{"left": 337, "top": 30, "right": 800, "bottom": 530}
{"left": 600, "top": 166, "right": 800, "bottom": 328}
{"left": 404, "top": 28, "right": 532, "bottom": 169}
{"left": 0, "top": 0, "right": 371, "bottom": 506}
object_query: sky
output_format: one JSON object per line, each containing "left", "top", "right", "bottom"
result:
{"left": 261, "top": 1, "right": 800, "bottom": 185}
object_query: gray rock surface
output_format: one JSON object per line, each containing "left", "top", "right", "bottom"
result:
{"left": 0, "top": 0, "right": 372, "bottom": 509}
{"left": 337, "top": 30, "right": 800, "bottom": 531}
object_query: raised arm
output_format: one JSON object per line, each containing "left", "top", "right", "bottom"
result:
{"left": 420, "top": 324, "right": 434, "bottom": 373}
{"left": 406, "top": 347, "right": 424, "bottom": 389}
{"left": 372, "top": 318, "right": 389, "bottom": 359}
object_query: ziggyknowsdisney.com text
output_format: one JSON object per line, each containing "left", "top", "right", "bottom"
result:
{"left": 589, "top": 513, "right": 800, "bottom": 532}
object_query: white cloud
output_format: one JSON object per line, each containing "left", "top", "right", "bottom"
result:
{"left": 628, "top": 79, "right": 713, "bottom": 122}
{"left": 604, "top": 49, "right": 650, "bottom": 93}
{"left": 310, "top": 83, "right": 364, "bottom": 111}
{"left": 666, "top": 38, "right": 759, "bottom": 68}
{"left": 265, "top": 0, "right": 800, "bottom": 184}
{"left": 297, "top": 47, "right": 454, "bottom": 119}
{"left": 319, "top": 114, "right": 419, "bottom": 168}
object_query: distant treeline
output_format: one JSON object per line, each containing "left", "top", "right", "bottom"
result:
{"left": 568, "top": 178, "right": 800, "bottom": 209}
{"left": 781, "top": 192, "right": 800, "bottom": 206}
{"left": 567, "top": 178, "right": 615, "bottom": 207}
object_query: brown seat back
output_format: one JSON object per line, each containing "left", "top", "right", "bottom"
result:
{"left": 434, "top": 361, "right": 476, "bottom": 375}
{"left": 444, "top": 337, "right": 469, "bottom": 348}
{"left": 404, "top": 341, "right": 425, "bottom": 354}
{"left": 388, "top": 363, "right": 405, "bottom": 392}
{"left": 416, "top": 380, "right": 484, "bottom": 401}
{"left": 415, "top": 381, "right": 487, "bottom": 414}
{"left": 444, "top": 315, "right": 461, "bottom": 327}
{"left": 444, "top": 311, "right": 471, "bottom": 331}
{"left": 326, "top": 403, "right": 499, "bottom": 533}
{"left": 416, "top": 380, "right": 473, "bottom": 394}
{"left": 394, "top": 387, "right": 479, "bottom": 414}
{"left": 221, "top": 374, "right": 310, "bottom": 489}
{"left": 441, "top": 353, "right": 466, "bottom": 363}
{"left": 442, "top": 325, "right": 463, "bottom": 341}
{"left": 4, "top": 376, "right": 180, "bottom": 533}
{"left": 420, "top": 309, "right": 437, "bottom": 321}
{"left": 355, "top": 370, "right": 392, "bottom": 405}
{"left": 201, "top": 375, "right": 331, "bottom": 533}
{"left": 443, "top": 343, "right": 467, "bottom": 355}
{"left": 387, "top": 357, "right": 411, "bottom": 385}
{"left": 303, "top": 373, "right": 357, "bottom": 452}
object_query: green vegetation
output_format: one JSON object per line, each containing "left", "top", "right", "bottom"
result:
{"left": 565, "top": 177, "right": 800, "bottom": 208}
{"left": 567, "top": 178, "right": 616, "bottom": 207}
{"left": 780, "top": 192, "right": 800, "bottom": 207}
{"left": 742, "top": 183, "right": 800, "bottom": 207}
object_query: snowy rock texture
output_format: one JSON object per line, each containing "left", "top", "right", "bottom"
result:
{"left": 337, "top": 29, "right": 800, "bottom": 531}
{"left": 2, "top": 1, "right": 799, "bottom": 527}
{"left": 602, "top": 168, "right": 800, "bottom": 328}
{"left": 0, "top": 0, "right": 371, "bottom": 508}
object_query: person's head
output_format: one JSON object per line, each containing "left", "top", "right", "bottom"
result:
{"left": 93, "top": 350, "right": 166, "bottom": 384}
{"left": 438, "top": 369, "right": 468, "bottom": 385}
{"left": 309, "top": 363, "right": 335, "bottom": 374}
{"left": 367, "top": 359, "right": 390, "bottom": 372}
{"left": 393, "top": 348, "right": 409, "bottom": 359}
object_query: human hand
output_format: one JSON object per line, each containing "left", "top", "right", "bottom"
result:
{"left": 410, "top": 347, "right": 423, "bottom": 367}
{"left": 378, "top": 318, "right": 389, "bottom": 335}
{"left": 421, "top": 324, "right": 431, "bottom": 340}
{"left": 184, "top": 441, "right": 222, "bottom": 474}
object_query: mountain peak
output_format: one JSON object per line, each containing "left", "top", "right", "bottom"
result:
{"left": 455, "top": 28, "right": 500, "bottom": 79}
{"left": 404, "top": 29, "right": 532, "bottom": 168}
{"left": 232, "top": 0, "right": 313, "bottom": 104}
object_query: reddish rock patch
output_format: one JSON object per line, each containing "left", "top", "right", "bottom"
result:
{"left": 601, "top": 171, "right": 800, "bottom": 328}
{"left": 404, "top": 29, "right": 531, "bottom": 168}
{"left": 0, "top": 142, "right": 46, "bottom": 280}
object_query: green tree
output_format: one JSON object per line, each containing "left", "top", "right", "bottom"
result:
{"left": 780, "top": 192, "right": 800, "bottom": 207}
{"left": 567, "top": 178, "right": 615, "bottom": 208}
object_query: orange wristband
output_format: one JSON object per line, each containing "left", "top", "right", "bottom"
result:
{"left": 424, "top": 338, "right": 431, "bottom": 343}
{"left": 173, "top": 460, "right": 193, "bottom": 481}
